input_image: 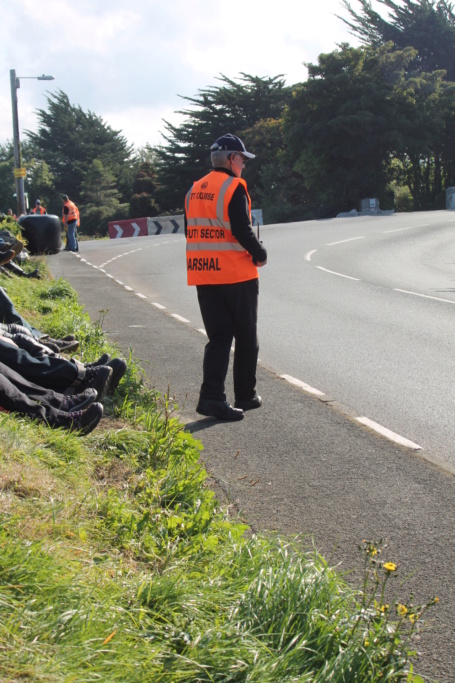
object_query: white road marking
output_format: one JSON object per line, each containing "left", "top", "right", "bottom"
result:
{"left": 304, "top": 249, "right": 317, "bottom": 262}
{"left": 327, "top": 236, "right": 365, "bottom": 246}
{"left": 395, "top": 289, "right": 455, "bottom": 305}
{"left": 355, "top": 417, "right": 422, "bottom": 450}
{"left": 316, "top": 266, "right": 360, "bottom": 281}
{"left": 384, "top": 224, "right": 428, "bottom": 233}
{"left": 76, "top": 246, "right": 425, "bottom": 454}
{"left": 280, "top": 374, "right": 326, "bottom": 397}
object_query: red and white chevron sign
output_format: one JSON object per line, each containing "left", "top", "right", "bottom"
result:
{"left": 108, "top": 217, "right": 148, "bottom": 239}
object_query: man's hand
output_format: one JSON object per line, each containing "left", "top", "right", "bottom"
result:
{"left": 256, "top": 259, "right": 267, "bottom": 267}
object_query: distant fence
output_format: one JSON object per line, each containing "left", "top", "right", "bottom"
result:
{"left": 108, "top": 214, "right": 184, "bottom": 239}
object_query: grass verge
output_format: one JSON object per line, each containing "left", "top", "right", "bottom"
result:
{"left": 0, "top": 264, "right": 436, "bottom": 682}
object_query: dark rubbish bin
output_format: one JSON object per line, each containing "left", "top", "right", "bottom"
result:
{"left": 18, "top": 214, "right": 62, "bottom": 255}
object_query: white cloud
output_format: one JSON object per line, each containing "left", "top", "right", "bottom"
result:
{"left": 1, "top": 0, "right": 359, "bottom": 149}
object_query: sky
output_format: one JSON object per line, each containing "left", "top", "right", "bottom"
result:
{"left": 1, "top": 0, "right": 363, "bottom": 151}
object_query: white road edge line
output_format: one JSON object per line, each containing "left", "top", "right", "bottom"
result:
{"left": 124, "top": 286, "right": 134, "bottom": 292}
{"left": 172, "top": 313, "right": 191, "bottom": 323}
{"left": 152, "top": 302, "right": 166, "bottom": 310}
{"left": 304, "top": 249, "right": 317, "bottom": 262}
{"left": 356, "top": 417, "right": 422, "bottom": 450}
{"left": 316, "top": 266, "right": 360, "bottom": 281}
{"left": 395, "top": 288, "right": 455, "bottom": 305}
{"left": 197, "top": 328, "right": 207, "bottom": 335}
{"left": 135, "top": 293, "right": 147, "bottom": 299}
{"left": 327, "top": 236, "right": 365, "bottom": 246}
{"left": 281, "top": 374, "right": 326, "bottom": 397}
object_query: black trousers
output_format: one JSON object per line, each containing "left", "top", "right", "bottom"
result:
{"left": 0, "top": 361, "right": 68, "bottom": 427}
{"left": 0, "top": 338, "right": 81, "bottom": 390}
{"left": 196, "top": 278, "right": 259, "bottom": 403}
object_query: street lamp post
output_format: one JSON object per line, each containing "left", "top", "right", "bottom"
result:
{"left": 10, "top": 69, "right": 54, "bottom": 217}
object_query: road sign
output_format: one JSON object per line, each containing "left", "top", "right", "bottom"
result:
{"left": 14, "top": 167, "right": 26, "bottom": 178}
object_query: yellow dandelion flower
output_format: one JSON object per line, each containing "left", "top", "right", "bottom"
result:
{"left": 383, "top": 562, "right": 397, "bottom": 572}
{"left": 364, "top": 639, "right": 370, "bottom": 646}
{"left": 397, "top": 604, "right": 408, "bottom": 617}
{"left": 409, "top": 613, "right": 418, "bottom": 624}
{"left": 380, "top": 604, "right": 389, "bottom": 613}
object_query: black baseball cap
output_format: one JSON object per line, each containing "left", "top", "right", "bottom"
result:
{"left": 210, "top": 133, "right": 255, "bottom": 159}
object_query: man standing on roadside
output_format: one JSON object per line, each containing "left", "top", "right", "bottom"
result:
{"left": 184, "top": 133, "right": 267, "bottom": 421}
{"left": 61, "top": 194, "right": 79, "bottom": 252}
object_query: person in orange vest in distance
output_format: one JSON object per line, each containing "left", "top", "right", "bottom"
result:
{"left": 31, "top": 199, "right": 46, "bottom": 214}
{"left": 184, "top": 133, "right": 268, "bottom": 421}
{"left": 61, "top": 194, "right": 79, "bottom": 252}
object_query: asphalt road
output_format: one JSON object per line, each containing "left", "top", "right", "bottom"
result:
{"left": 48, "top": 213, "right": 455, "bottom": 682}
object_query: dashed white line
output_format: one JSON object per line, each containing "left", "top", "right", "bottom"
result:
{"left": 395, "top": 289, "right": 455, "bottom": 305}
{"left": 327, "top": 236, "right": 365, "bottom": 246}
{"left": 355, "top": 417, "right": 422, "bottom": 450}
{"left": 75, "top": 249, "right": 423, "bottom": 452}
{"left": 280, "top": 374, "right": 326, "bottom": 397}
{"left": 316, "top": 266, "right": 360, "bottom": 281}
{"left": 384, "top": 224, "right": 428, "bottom": 233}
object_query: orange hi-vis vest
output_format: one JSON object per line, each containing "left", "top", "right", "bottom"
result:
{"left": 185, "top": 171, "right": 258, "bottom": 285}
{"left": 62, "top": 200, "right": 79, "bottom": 225}
{"left": 32, "top": 205, "right": 46, "bottom": 214}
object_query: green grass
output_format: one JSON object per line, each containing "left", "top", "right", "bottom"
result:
{"left": 0, "top": 268, "right": 434, "bottom": 682}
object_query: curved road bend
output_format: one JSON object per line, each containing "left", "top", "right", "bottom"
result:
{"left": 49, "top": 211, "right": 455, "bottom": 681}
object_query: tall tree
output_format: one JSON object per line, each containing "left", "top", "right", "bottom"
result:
{"left": 80, "top": 159, "right": 128, "bottom": 235}
{"left": 0, "top": 143, "right": 15, "bottom": 214}
{"left": 26, "top": 90, "right": 134, "bottom": 207}
{"left": 340, "top": 0, "right": 455, "bottom": 79}
{"left": 284, "top": 43, "right": 419, "bottom": 217}
{"left": 154, "top": 74, "right": 291, "bottom": 213}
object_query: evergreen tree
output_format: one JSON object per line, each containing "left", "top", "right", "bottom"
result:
{"left": 0, "top": 143, "right": 15, "bottom": 214}
{"left": 154, "top": 74, "right": 291, "bottom": 213}
{"left": 26, "top": 90, "right": 134, "bottom": 208}
{"left": 80, "top": 159, "right": 128, "bottom": 235}
{"left": 129, "top": 160, "right": 160, "bottom": 218}
{"left": 283, "top": 43, "right": 416, "bottom": 217}
{"left": 340, "top": 0, "right": 455, "bottom": 79}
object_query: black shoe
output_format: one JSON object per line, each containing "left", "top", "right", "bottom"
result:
{"left": 59, "top": 388, "right": 98, "bottom": 413}
{"left": 26, "top": 269, "right": 41, "bottom": 279}
{"left": 196, "top": 398, "right": 244, "bottom": 421}
{"left": 78, "top": 366, "right": 112, "bottom": 401}
{"left": 41, "top": 340, "right": 61, "bottom": 353}
{"left": 67, "top": 402, "right": 103, "bottom": 435}
{"left": 105, "top": 358, "right": 127, "bottom": 391}
{"left": 234, "top": 395, "right": 262, "bottom": 411}
{"left": 84, "top": 353, "right": 111, "bottom": 368}
{"left": 43, "top": 338, "right": 79, "bottom": 353}
{"left": 62, "top": 334, "right": 77, "bottom": 342}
